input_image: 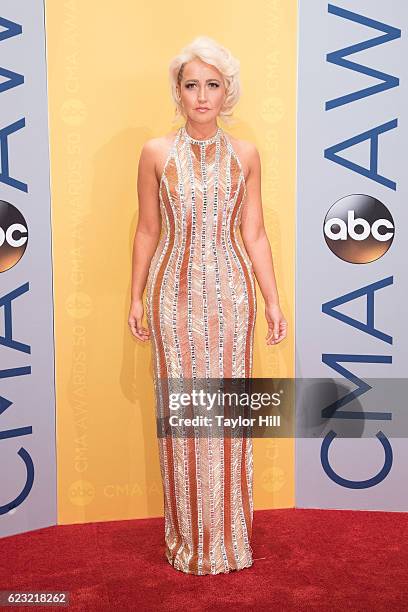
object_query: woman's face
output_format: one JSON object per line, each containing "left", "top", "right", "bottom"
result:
{"left": 177, "top": 58, "right": 226, "bottom": 123}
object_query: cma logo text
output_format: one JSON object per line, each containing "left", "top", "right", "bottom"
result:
{"left": 320, "top": 2, "right": 401, "bottom": 490}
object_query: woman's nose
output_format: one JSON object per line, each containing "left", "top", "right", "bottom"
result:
{"left": 197, "top": 87, "right": 207, "bottom": 102}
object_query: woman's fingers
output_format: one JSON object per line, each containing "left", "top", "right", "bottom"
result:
{"left": 129, "top": 316, "right": 151, "bottom": 341}
{"left": 266, "top": 321, "right": 277, "bottom": 343}
{"left": 136, "top": 317, "right": 150, "bottom": 335}
{"left": 134, "top": 328, "right": 150, "bottom": 341}
{"left": 275, "top": 320, "right": 287, "bottom": 338}
{"left": 266, "top": 319, "right": 287, "bottom": 344}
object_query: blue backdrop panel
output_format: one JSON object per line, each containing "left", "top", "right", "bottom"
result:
{"left": 0, "top": 1, "right": 56, "bottom": 536}
{"left": 296, "top": 0, "right": 408, "bottom": 510}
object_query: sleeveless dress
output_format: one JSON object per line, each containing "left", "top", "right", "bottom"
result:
{"left": 146, "top": 124, "right": 257, "bottom": 575}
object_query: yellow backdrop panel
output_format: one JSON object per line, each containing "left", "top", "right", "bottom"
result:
{"left": 44, "top": 0, "right": 297, "bottom": 524}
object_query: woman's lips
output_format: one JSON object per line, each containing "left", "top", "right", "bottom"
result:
{"left": 196, "top": 108, "right": 209, "bottom": 112}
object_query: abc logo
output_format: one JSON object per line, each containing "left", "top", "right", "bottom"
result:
{"left": 323, "top": 195, "right": 394, "bottom": 264}
{"left": 0, "top": 200, "right": 29, "bottom": 272}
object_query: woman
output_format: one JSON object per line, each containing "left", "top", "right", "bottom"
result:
{"left": 129, "top": 36, "right": 287, "bottom": 575}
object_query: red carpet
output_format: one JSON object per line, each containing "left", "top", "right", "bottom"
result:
{"left": 1, "top": 508, "right": 407, "bottom": 611}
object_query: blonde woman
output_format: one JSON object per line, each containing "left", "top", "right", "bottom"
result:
{"left": 129, "top": 36, "right": 287, "bottom": 575}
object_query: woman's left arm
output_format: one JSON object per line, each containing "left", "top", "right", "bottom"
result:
{"left": 240, "top": 142, "right": 287, "bottom": 345}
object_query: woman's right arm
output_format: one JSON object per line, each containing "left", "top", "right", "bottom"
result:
{"left": 128, "top": 140, "right": 161, "bottom": 342}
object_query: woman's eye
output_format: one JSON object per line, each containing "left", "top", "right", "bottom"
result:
{"left": 185, "top": 82, "right": 219, "bottom": 89}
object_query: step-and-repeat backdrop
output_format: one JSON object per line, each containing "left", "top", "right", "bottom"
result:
{"left": 2, "top": 0, "right": 406, "bottom": 539}
{"left": 0, "top": 0, "right": 296, "bottom": 537}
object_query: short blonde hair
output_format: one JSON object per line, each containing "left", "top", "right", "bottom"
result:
{"left": 168, "top": 36, "right": 241, "bottom": 125}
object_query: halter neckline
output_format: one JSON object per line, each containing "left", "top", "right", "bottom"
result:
{"left": 181, "top": 125, "right": 221, "bottom": 145}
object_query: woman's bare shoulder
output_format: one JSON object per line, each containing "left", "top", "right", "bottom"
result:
{"left": 140, "top": 131, "right": 179, "bottom": 181}
{"left": 225, "top": 133, "right": 259, "bottom": 178}
{"left": 226, "top": 133, "right": 258, "bottom": 157}
{"left": 142, "top": 131, "right": 179, "bottom": 155}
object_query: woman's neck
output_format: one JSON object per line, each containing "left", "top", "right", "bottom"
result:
{"left": 183, "top": 121, "right": 219, "bottom": 141}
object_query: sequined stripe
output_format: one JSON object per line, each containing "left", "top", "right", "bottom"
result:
{"left": 225, "top": 176, "right": 248, "bottom": 377}
{"left": 195, "top": 437, "right": 205, "bottom": 574}
{"left": 241, "top": 434, "right": 253, "bottom": 555}
{"left": 155, "top": 174, "right": 184, "bottom": 561}
{"left": 173, "top": 140, "right": 196, "bottom": 571}
{"left": 195, "top": 416, "right": 208, "bottom": 575}
{"left": 223, "top": 137, "right": 256, "bottom": 377}
{"left": 185, "top": 437, "right": 198, "bottom": 573}
{"left": 217, "top": 134, "right": 250, "bottom": 568}
{"left": 235, "top": 431, "right": 252, "bottom": 562}
{"left": 246, "top": 436, "right": 254, "bottom": 531}
{"left": 200, "top": 142, "right": 211, "bottom": 379}
{"left": 178, "top": 418, "right": 192, "bottom": 572}
{"left": 176, "top": 139, "right": 195, "bottom": 571}
{"left": 228, "top": 422, "right": 243, "bottom": 568}
{"left": 230, "top": 176, "right": 253, "bottom": 377}
{"left": 206, "top": 139, "right": 228, "bottom": 573}
{"left": 241, "top": 177, "right": 257, "bottom": 373}
{"left": 193, "top": 141, "right": 212, "bottom": 574}
{"left": 147, "top": 189, "right": 178, "bottom": 555}
{"left": 173, "top": 144, "right": 188, "bottom": 377}
{"left": 231, "top": 430, "right": 244, "bottom": 567}
{"left": 227, "top": 384, "right": 245, "bottom": 569}
{"left": 218, "top": 141, "right": 241, "bottom": 572}
{"left": 227, "top": 173, "right": 254, "bottom": 544}
{"left": 156, "top": 440, "right": 173, "bottom": 557}
{"left": 170, "top": 191, "right": 184, "bottom": 375}
{"left": 198, "top": 433, "right": 210, "bottom": 573}
{"left": 147, "top": 177, "right": 171, "bottom": 410}
{"left": 177, "top": 139, "right": 193, "bottom": 379}
{"left": 160, "top": 175, "right": 182, "bottom": 375}
{"left": 211, "top": 135, "right": 224, "bottom": 376}
{"left": 231, "top": 435, "right": 246, "bottom": 565}
{"left": 148, "top": 206, "right": 168, "bottom": 412}
{"left": 209, "top": 439, "right": 225, "bottom": 572}
{"left": 223, "top": 432, "right": 237, "bottom": 570}
{"left": 232, "top": 172, "right": 257, "bottom": 375}
{"left": 219, "top": 433, "right": 230, "bottom": 572}
{"left": 220, "top": 138, "right": 241, "bottom": 571}
{"left": 229, "top": 254, "right": 254, "bottom": 554}
{"left": 190, "top": 135, "right": 215, "bottom": 570}
{"left": 186, "top": 407, "right": 199, "bottom": 573}
{"left": 149, "top": 204, "right": 177, "bottom": 554}
{"left": 207, "top": 433, "right": 216, "bottom": 573}
{"left": 196, "top": 140, "right": 212, "bottom": 573}
{"left": 182, "top": 136, "right": 201, "bottom": 572}
{"left": 222, "top": 145, "right": 242, "bottom": 377}
{"left": 239, "top": 424, "right": 252, "bottom": 550}
{"left": 237, "top": 182, "right": 256, "bottom": 552}
{"left": 234, "top": 379, "right": 252, "bottom": 561}
{"left": 184, "top": 138, "right": 198, "bottom": 380}
{"left": 197, "top": 137, "right": 223, "bottom": 575}
{"left": 161, "top": 175, "right": 192, "bottom": 556}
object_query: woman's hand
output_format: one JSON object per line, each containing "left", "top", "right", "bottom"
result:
{"left": 128, "top": 298, "right": 151, "bottom": 342}
{"left": 265, "top": 303, "right": 287, "bottom": 345}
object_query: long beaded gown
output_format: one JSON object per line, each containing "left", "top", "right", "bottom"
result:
{"left": 146, "top": 124, "right": 257, "bottom": 575}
